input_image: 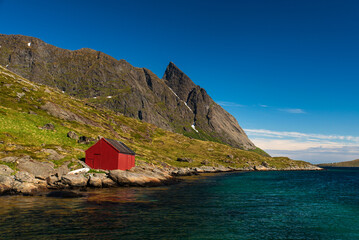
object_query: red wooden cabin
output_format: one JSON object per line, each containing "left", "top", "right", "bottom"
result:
{"left": 85, "top": 138, "right": 135, "bottom": 170}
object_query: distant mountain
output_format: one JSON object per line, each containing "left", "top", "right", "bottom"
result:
{"left": 318, "top": 159, "right": 359, "bottom": 167}
{"left": 0, "top": 34, "right": 256, "bottom": 150}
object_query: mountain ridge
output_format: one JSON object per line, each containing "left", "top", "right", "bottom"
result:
{"left": 0, "top": 33, "right": 255, "bottom": 150}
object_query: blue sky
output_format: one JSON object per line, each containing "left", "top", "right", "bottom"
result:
{"left": 1, "top": 0, "right": 358, "bottom": 163}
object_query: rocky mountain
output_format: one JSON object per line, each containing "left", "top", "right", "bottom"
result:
{"left": 0, "top": 34, "right": 255, "bottom": 150}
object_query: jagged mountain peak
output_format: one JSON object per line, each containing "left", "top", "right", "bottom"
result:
{"left": 162, "top": 62, "right": 256, "bottom": 150}
{"left": 163, "top": 62, "right": 196, "bottom": 101}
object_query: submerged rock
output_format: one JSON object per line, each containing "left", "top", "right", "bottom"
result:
{"left": 46, "top": 190, "right": 84, "bottom": 198}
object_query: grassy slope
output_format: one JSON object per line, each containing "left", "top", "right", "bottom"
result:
{"left": 318, "top": 159, "right": 359, "bottom": 167}
{"left": 0, "top": 65, "right": 312, "bottom": 171}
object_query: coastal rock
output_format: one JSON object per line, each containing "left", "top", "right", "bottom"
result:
{"left": 192, "top": 167, "right": 205, "bottom": 173}
{"left": 102, "top": 176, "right": 117, "bottom": 187}
{"left": 0, "top": 165, "right": 14, "bottom": 176}
{"left": 254, "top": 165, "right": 269, "bottom": 171}
{"left": 216, "top": 165, "right": 232, "bottom": 172}
{"left": 46, "top": 175, "right": 60, "bottom": 187}
{"left": 109, "top": 168, "right": 171, "bottom": 186}
{"left": 88, "top": 174, "right": 103, "bottom": 188}
{"left": 12, "top": 171, "right": 47, "bottom": 195}
{"left": 0, "top": 174, "right": 15, "bottom": 194}
{"left": 12, "top": 181, "right": 39, "bottom": 195}
{"left": 171, "top": 168, "right": 193, "bottom": 176}
{"left": 54, "top": 163, "right": 70, "bottom": 176}
{"left": 199, "top": 166, "right": 217, "bottom": 172}
{"left": 61, "top": 174, "right": 88, "bottom": 187}
{"left": 17, "top": 158, "right": 55, "bottom": 178}
{"left": 14, "top": 171, "right": 37, "bottom": 183}
{"left": 88, "top": 173, "right": 116, "bottom": 188}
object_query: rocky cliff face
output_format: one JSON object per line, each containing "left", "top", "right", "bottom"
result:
{"left": 0, "top": 34, "right": 255, "bottom": 149}
{"left": 163, "top": 62, "right": 255, "bottom": 149}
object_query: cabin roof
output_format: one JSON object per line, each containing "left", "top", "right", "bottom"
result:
{"left": 104, "top": 138, "right": 136, "bottom": 155}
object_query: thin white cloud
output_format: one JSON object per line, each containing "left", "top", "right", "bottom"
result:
{"left": 249, "top": 138, "right": 358, "bottom": 151}
{"left": 259, "top": 104, "right": 268, "bottom": 108}
{"left": 279, "top": 108, "right": 306, "bottom": 114}
{"left": 217, "top": 101, "right": 244, "bottom": 107}
{"left": 245, "top": 129, "right": 359, "bottom": 142}
{"left": 245, "top": 128, "right": 359, "bottom": 163}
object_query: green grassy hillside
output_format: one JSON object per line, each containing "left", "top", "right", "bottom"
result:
{"left": 318, "top": 159, "right": 359, "bottom": 168}
{"left": 0, "top": 65, "right": 313, "bottom": 171}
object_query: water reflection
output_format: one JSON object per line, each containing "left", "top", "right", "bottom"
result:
{"left": 1, "top": 171, "right": 358, "bottom": 239}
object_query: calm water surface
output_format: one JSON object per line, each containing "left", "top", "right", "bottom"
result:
{"left": 1, "top": 168, "right": 359, "bottom": 239}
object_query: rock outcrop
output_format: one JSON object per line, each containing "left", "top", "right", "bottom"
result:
{"left": 0, "top": 34, "right": 255, "bottom": 150}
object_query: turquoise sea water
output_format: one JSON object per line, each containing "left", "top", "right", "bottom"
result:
{"left": 1, "top": 168, "right": 359, "bottom": 239}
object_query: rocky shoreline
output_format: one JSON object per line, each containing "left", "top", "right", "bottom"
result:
{"left": 0, "top": 158, "right": 322, "bottom": 196}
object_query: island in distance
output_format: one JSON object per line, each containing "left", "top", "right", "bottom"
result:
{"left": 318, "top": 159, "right": 359, "bottom": 168}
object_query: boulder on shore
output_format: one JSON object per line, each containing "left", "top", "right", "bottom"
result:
{"left": 0, "top": 174, "right": 15, "bottom": 194}
{"left": 109, "top": 167, "right": 172, "bottom": 186}
{"left": 61, "top": 174, "right": 88, "bottom": 187}
{"left": 88, "top": 174, "right": 103, "bottom": 188}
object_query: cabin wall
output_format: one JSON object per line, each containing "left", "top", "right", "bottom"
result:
{"left": 98, "top": 140, "right": 120, "bottom": 170}
{"left": 86, "top": 138, "right": 135, "bottom": 170}
{"left": 117, "top": 153, "right": 135, "bottom": 170}
{"left": 85, "top": 140, "right": 102, "bottom": 168}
